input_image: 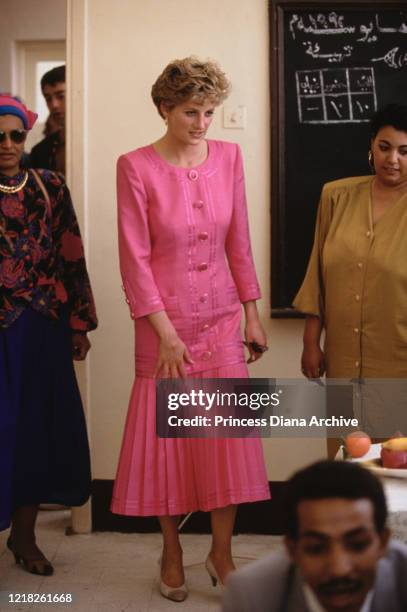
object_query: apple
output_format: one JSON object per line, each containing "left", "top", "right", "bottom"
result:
{"left": 380, "top": 447, "right": 407, "bottom": 469}
{"left": 345, "top": 431, "right": 371, "bottom": 458}
{"left": 381, "top": 432, "right": 407, "bottom": 469}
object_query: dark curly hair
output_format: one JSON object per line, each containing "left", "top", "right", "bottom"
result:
{"left": 370, "top": 103, "right": 407, "bottom": 138}
{"left": 41, "top": 65, "right": 65, "bottom": 90}
{"left": 284, "top": 460, "right": 387, "bottom": 539}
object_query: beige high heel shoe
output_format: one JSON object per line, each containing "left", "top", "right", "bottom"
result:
{"left": 159, "top": 579, "right": 188, "bottom": 602}
{"left": 158, "top": 555, "right": 188, "bottom": 602}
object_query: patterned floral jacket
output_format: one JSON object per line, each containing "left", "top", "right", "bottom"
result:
{"left": 0, "top": 169, "right": 97, "bottom": 330}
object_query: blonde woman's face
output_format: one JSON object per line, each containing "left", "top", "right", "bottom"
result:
{"left": 163, "top": 100, "right": 215, "bottom": 146}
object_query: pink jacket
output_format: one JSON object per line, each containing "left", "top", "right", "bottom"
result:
{"left": 117, "top": 139, "right": 261, "bottom": 376}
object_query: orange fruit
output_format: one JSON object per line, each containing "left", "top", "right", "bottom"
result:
{"left": 345, "top": 431, "right": 371, "bottom": 458}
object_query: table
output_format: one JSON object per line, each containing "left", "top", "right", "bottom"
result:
{"left": 337, "top": 443, "right": 407, "bottom": 541}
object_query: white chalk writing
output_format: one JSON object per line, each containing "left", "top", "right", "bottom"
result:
{"left": 296, "top": 67, "right": 377, "bottom": 124}
{"left": 372, "top": 47, "right": 407, "bottom": 69}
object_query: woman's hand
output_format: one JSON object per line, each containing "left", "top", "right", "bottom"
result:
{"left": 301, "top": 315, "right": 325, "bottom": 378}
{"left": 147, "top": 310, "right": 194, "bottom": 378}
{"left": 154, "top": 332, "right": 194, "bottom": 379}
{"left": 301, "top": 343, "right": 325, "bottom": 379}
{"left": 243, "top": 301, "right": 268, "bottom": 364}
{"left": 72, "top": 332, "right": 91, "bottom": 361}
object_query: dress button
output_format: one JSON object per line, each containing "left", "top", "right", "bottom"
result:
{"left": 193, "top": 200, "right": 204, "bottom": 209}
{"left": 355, "top": 361, "right": 360, "bottom": 367}
{"left": 354, "top": 328, "right": 359, "bottom": 333}
{"left": 121, "top": 285, "right": 125, "bottom": 291}
{"left": 201, "top": 324, "right": 210, "bottom": 332}
{"left": 355, "top": 295, "right": 360, "bottom": 301}
{"left": 130, "top": 312, "right": 135, "bottom": 319}
{"left": 23, "top": 228, "right": 29, "bottom": 235}
{"left": 366, "top": 230, "right": 371, "bottom": 237}
{"left": 357, "top": 262, "right": 363, "bottom": 269}
{"left": 202, "top": 351, "right": 212, "bottom": 360}
{"left": 197, "top": 262, "right": 208, "bottom": 271}
{"left": 200, "top": 293, "right": 208, "bottom": 303}
{"left": 188, "top": 169, "right": 199, "bottom": 181}
{"left": 125, "top": 298, "right": 130, "bottom": 304}
{"left": 198, "top": 231, "right": 208, "bottom": 241}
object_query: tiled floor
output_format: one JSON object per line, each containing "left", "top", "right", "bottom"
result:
{"left": 0, "top": 510, "right": 283, "bottom": 611}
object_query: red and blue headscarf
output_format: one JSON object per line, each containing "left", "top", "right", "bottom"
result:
{"left": 0, "top": 94, "right": 37, "bottom": 129}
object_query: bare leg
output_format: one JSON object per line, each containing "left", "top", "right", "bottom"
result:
{"left": 208, "top": 504, "right": 237, "bottom": 583}
{"left": 158, "top": 515, "right": 184, "bottom": 587}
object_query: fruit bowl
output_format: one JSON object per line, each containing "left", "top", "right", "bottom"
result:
{"left": 351, "top": 443, "right": 407, "bottom": 479}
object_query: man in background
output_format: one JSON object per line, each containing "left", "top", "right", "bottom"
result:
{"left": 223, "top": 461, "right": 407, "bottom": 612}
{"left": 30, "top": 65, "right": 66, "bottom": 174}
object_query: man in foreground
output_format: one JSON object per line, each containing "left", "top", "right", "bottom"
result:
{"left": 223, "top": 460, "right": 407, "bottom": 611}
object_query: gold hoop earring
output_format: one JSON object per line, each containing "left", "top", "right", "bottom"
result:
{"left": 368, "top": 150, "right": 375, "bottom": 172}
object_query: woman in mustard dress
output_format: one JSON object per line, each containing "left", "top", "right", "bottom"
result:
{"left": 295, "top": 104, "right": 407, "bottom": 437}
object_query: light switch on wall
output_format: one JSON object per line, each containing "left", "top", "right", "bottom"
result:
{"left": 223, "top": 105, "right": 247, "bottom": 129}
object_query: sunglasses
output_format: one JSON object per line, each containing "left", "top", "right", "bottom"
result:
{"left": 0, "top": 130, "right": 27, "bottom": 144}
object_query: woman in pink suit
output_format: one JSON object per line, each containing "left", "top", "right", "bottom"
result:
{"left": 111, "top": 57, "right": 270, "bottom": 601}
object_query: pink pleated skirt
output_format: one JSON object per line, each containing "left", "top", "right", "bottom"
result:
{"left": 111, "top": 362, "right": 270, "bottom": 516}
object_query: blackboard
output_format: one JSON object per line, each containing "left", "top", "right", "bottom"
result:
{"left": 270, "top": 0, "right": 407, "bottom": 315}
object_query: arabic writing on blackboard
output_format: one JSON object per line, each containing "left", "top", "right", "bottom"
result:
{"left": 271, "top": 3, "right": 407, "bottom": 310}
{"left": 290, "top": 12, "right": 407, "bottom": 67}
{"left": 296, "top": 67, "right": 377, "bottom": 124}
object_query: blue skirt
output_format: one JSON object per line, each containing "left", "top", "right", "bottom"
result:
{"left": 0, "top": 307, "right": 91, "bottom": 531}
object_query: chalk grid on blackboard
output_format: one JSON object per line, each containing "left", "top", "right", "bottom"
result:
{"left": 296, "top": 67, "right": 378, "bottom": 123}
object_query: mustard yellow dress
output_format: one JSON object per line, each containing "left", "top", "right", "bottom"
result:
{"left": 294, "top": 175, "right": 407, "bottom": 379}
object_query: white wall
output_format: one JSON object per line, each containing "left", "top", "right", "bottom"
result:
{"left": 71, "top": 0, "right": 327, "bottom": 483}
{"left": 0, "top": 0, "right": 66, "bottom": 92}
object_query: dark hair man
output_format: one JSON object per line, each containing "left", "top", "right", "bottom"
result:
{"left": 30, "top": 65, "right": 66, "bottom": 173}
{"left": 223, "top": 461, "right": 407, "bottom": 612}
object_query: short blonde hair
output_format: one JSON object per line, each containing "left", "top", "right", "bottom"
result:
{"left": 151, "top": 56, "right": 231, "bottom": 117}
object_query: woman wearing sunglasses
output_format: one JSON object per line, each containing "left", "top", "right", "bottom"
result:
{"left": 0, "top": 95, "right": 97, "bottom": 575}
